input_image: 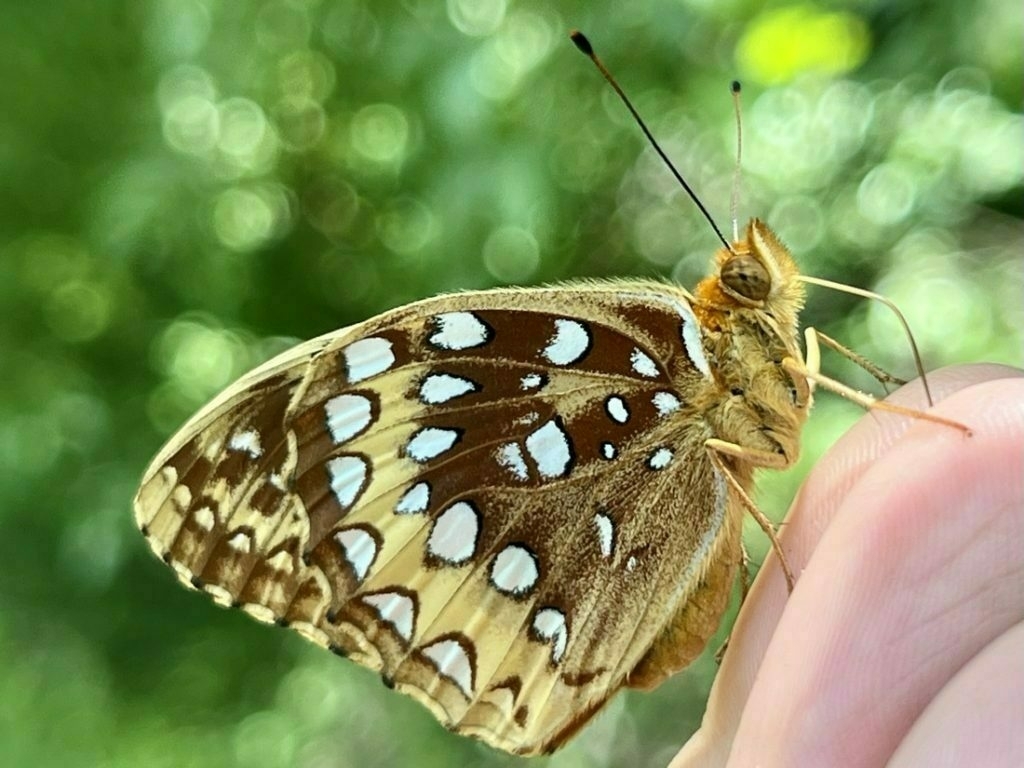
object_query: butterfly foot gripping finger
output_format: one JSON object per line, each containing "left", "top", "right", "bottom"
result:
{"left": 737, "top": 536, "right": 753, "bottom": 606}
{"left": 714, "top": 634, "right": 730, "bottom": 665}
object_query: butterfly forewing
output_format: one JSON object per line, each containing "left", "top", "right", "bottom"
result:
{"left": 135, "top": 280, "right": 743, "bottom": 754}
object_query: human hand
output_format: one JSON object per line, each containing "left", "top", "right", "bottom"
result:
{"left": 671, "top": 364, "right": 1024, "bottom": 768}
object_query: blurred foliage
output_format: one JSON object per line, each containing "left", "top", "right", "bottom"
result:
{"left": 0, "top": 1, "right": 1020, "bottom": 767}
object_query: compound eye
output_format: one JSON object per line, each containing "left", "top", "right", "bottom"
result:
{"left": 721, "top": 254, "right": 771, "bottom": 301}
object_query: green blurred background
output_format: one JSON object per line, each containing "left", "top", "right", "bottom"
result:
{"left": 1, "top": 1, "right": 1020, "bottom": 766}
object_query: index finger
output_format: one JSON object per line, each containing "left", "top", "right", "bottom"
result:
{"left": 671, "top": 363, "right": 1024, "bottom": 767}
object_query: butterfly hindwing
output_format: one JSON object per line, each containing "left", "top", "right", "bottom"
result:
{"left": 134, "top": 280, "right": 741, "bottom": 754}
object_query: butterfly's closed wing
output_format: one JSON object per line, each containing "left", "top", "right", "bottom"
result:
{"left": 135, "top": 280, "right": 743, "bottom": 755}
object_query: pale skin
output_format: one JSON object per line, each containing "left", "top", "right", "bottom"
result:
{"left": 671, "top": 363, "right": 1024, "bottom": 768}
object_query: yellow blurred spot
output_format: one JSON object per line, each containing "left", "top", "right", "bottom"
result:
{"left": 737, "top": 5, "right": 871, "bottom": 85}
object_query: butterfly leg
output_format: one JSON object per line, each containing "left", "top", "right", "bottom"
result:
{"left": 808, "top": 328, "right": 906, "bottom": 390}
{"left": 739, "top": 540, "right": 752, "bottom": 603}
{"left": 713, "top": 543, "right": 750, "bottom": 665}
{"left": 782, "top": 352, "right": 971, "bottom": 435}
{"left": 704, "top": 442, "right": 796, "bottom": 592}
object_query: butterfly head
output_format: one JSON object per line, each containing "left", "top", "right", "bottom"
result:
{"left": 695, "top": 218, "right": 804, "bottom": 338}
{"left": 691, "top": 218, "right": 811, "bottom": 461}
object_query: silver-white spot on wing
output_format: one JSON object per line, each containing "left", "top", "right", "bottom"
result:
{"left": 334, "top": 527, "right": 377, "bottom": 581}
{"left": 227, "top": 532, "right": 251, "bottom": 553}
{"left": 525, "top": 419, "right": 573, "bottom": 479}
{"left": 605, "top": 395, "right": 629, "bottom": 424}
{"left": 678, "top": 305, "right": 711, "bottom": 378}
{"left": 419, "top": 373, "right": 478, "bottom": 404}
{"left": 326, "top": 455, "right": 368, "bottom": 509}
{"left": 652, "top": 391, "right": 681, "bottom": 416}
{"left": 600, "top": 442, "right": 617, "bottom": 460}
{"left": 395, "top": 481, "right": 430, "bottom": 514}
{"left": 343, "top": 337, "right": 395, "bottom": 383}
{"left": 428, "top": 312, "right": 491, "bottom": 350}
{"left": 630, "top": 347, "right": 659, "bottom": 378}
{"left": 406, "top": 427, "right": 461, "bottom": 463}
{"left": 325, "top": 394, "right": 373, "bottom": 444}
{"left": 228, "top": 428, "right": 262, "bottom": 458}
{"left": 520, "top": 373, "right": 544, "bottom": 390}
{"left": 362, "top": 591, "right": 416, "bottom": 642}
{"left": 532, "top": 608, "right": 568, "bottom": 664}
{"left": 496, "top": 442, "right": 529, "bottom": 481}
{"left": 421, "top": 637, "right": 475, "bottom": 698}
{"left": 489, "top": 544, "right": 539, "bottom": 596}
{"left": 427, "top": 502, "right": 479, "bottom": 565}
{"left": 593, "top": 512, "right": 614, "bottom": 558}
{"left": 514, "top": 411, "right": 540, "bottom": 427}
{"left": 647, "top": 447, "right": 674, "bottom": 470}
{"left": 541, "top": 318, "right": 591, "bottom": 366}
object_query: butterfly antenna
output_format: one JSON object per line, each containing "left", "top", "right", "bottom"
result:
{"left": 797, "top": 275, "right": 934, "bottom": 406}
{"left": 570, "top": 30, "right": 734, "bottom": 253}
{"left": 730, "top": 80, "right": 743, "bottom": 243}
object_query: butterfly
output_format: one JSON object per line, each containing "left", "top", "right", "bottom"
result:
{"left": 132, "top": 31, "right": 962, "bottom": 757}
{"left": 134, "top": 216, "right": 815, "bottom": 754}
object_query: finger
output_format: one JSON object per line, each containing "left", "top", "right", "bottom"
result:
{"left": 670, "top": 363, "right": 1024, "bottom": 768}
{"left": 727, "top": 372, "right": 1024, "bottom": 768}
